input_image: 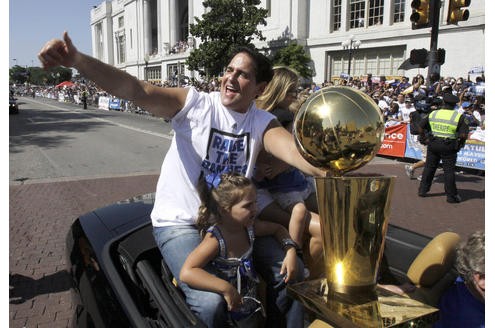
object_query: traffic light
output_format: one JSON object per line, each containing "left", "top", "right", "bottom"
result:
{"left": 436, "top": 48, "right": 446, "bottom": 65}
{"left": 410, "top": 48, "right": 429, "bottom": 66}
{"left": 410, "top": 0, "right": 431, "bottom": 29}
{"left": 447, "top": 0, "right": 470, "bottom": 24}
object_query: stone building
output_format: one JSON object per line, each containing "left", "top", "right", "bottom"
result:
{"left": 90, "top": 0, "right": 484, "bottom": 84}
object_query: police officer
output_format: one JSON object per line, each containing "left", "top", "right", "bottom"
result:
{"left": 81, "top": 88, "right": 88, "bottom": 109}
{"left": 417, "top": 93, "right": 470, "bottom": 203}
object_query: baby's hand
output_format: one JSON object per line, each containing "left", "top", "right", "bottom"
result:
{"left": 280, "top": 248, "right": 298, "bottom": 282}
{"left": 223, "top": 285, "right": 242, "bottom": 311}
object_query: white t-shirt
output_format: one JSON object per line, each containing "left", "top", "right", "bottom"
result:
{"left": 378, "top": 99, "right": 389, "bottom": 111}
{"left": 150, "top": 88, "right": 276, "bottom": 227}
{"left": 399, "top": 105, "right": 415, "bottom": 123}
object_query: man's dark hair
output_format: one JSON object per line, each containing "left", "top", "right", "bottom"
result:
{"left": 228, "top": 46, "right": 273, "bottom": 84}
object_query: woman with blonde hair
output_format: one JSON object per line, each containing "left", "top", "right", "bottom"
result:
{"left": 255, "top": 66, "right": 323, "bottom": 279}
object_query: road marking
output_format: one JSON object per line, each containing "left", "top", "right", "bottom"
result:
{"left": 37, "top": 147, "right": 61, "bottom": 171}
{"left": 27, "top": 98, "right": 173, "bottom": 140}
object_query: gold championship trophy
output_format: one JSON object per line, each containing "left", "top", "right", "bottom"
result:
{"left": 288, "top": 87, "right": 437, "bottom": 327}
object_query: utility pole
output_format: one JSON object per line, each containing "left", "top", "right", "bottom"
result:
{"left": 426, "top": 0, "right": 441, "bottom": 85}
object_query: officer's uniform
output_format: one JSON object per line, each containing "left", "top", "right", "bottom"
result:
{"left": 418, "top": 93, "right": 470, "bottom": 203}
{"left": 82, "top": 90, "right": 88, "bottom": 109}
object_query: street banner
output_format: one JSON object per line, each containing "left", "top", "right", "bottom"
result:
{"left": 109, "top": 98, "right": 122, "bottom": 110}
{"left": 98, "top": 96, "right": 110, "bottom": 110}
{"left": 403, "top": 124, "right": 485, "bottom": 171}
{"left": 378, "top": 124, "right": 407, "bottom": 157}
{"left": 404, "top": 124, "right": 423, "bottom": 160}
{"left": 456, "top": 140, "right": 485, "bottom": 170}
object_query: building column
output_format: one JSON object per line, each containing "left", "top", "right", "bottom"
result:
{"left": 342, "top": 0, "right": 350, "bottom": 32}
{"left": 383, "top": 0, "right": 392, "bottom": 26}
{"left": 169, "top": 0, "right": 178, "bottom": 47}
{"left": 144, "top": 0, "right": 152, "bottom": 55}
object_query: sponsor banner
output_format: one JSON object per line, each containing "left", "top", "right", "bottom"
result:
{"left": 109, "top": 98, "right": 122, "bottom": 110}
{"left": 404, "top": 124, "right": 423, "bottom": 160}
{"left": 98, "top": 96, "right": 110, "bottom": 110}
{"left": 403, "top": 124, "right": 485, "bottom": 171}
{"left": 456, "top": 140, "right": 485, "bottom": 170}
{"left": 378, "top": 124, "right": 407, "bottom": 157}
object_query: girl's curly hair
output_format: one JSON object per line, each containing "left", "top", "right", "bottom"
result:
{"left": 196, "top": 172, "right": 254, "bottom": 236}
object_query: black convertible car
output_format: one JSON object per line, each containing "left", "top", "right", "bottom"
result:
{"left": 66, "top": 193, "right": 459, "bottom": 327}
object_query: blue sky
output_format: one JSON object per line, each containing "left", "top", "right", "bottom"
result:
{"left": 9, "top": 0, "right": 98, "bottom": 68}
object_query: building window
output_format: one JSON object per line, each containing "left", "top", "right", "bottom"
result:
{"left": 368, "top": 0, "right": 384, "bottom": 26}
{"left": 367, "top": 53, "right": 378, "bottom": 74}
{"left": 146, "top": 66, "right": 161, "bottom": 81}
{"left": 350, "top": 0, "right": 366, "bottom": 29}
{"left": 393, "top": 0, "right": 405, "bottom": 22}
{"left": 350, "top": 0, "right": 384, "bottom": 29}
{"left": 118, "top": 16, "right": 124, "bottom": 28}
{"left": 332, "top": 53, "right": 346, "bottom": 77}
{"left": 378, "top": 54, "right": 391, "bottom": 75}
{"left": 115, "top": 32, "right": 126, "bottom": 64}
{"left": 328, "top": 46, "right": 406, "bottom": 78}
{"left": 353, "top": 55, "right": 365, "bottom": 76}
{"left": 332, "top": 0, "right": 342, "bottom": 32}
{"left": 95, "top": 23, "right": 104, "bottom": 60}
{"left": 264, "top": 0, "right": 271, "bottom": 17}
{"left": 167, "top": 63, "right": 185, "bottom": 86}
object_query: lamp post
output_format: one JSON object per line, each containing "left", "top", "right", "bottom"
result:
{"left": 144, "top": 54, "right": 149, "bottom": 81}
{"left": 341, "top": 35, "right": 361, "bottom": 76}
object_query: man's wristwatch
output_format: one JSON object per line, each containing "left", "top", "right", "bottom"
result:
{"left": 281, "top": 238, "right": 298, "bottom": 252}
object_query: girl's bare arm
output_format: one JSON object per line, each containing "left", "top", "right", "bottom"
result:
{"left": 180, "top": 234, "right": 241, "bottom": 310}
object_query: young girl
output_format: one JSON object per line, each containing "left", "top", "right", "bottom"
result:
{"left": 180, "top": 172, "right": 299, "bottom": 325}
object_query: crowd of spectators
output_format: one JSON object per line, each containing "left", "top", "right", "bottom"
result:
{"left": 169, "top": 40, "right": 190, "bottom": 54}
{"left": 11, "top": 72, "right": 485, "bottom": 135}
{"left": 308, "top": 74, "right": 486, "bottom": 134}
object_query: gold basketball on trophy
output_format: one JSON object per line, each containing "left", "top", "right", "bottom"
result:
{"left": 293, "top": 86, "right": 384, "bottom": 176}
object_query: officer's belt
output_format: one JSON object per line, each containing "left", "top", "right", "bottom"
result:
{"left": 431, "top": 136, "right": 456, "bottom": 141}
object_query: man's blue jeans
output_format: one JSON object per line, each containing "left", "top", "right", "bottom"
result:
{"left": 153, "top": 224, "right": 304, "bottom": 328}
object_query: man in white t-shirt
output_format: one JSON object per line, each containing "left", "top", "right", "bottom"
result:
{"left": 399, "top": 95, "right": 416, "bottom": 123}
{"left": 39, "top": 32, "right": 324, "bottom": 327}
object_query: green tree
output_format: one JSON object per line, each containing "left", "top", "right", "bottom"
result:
{"left": 272, "top": 42, "right": 313, "bottom": 79}
{"left": 9, "top": 66, "right": 29, "bottom": 84}
{"left": 9, "top": 66, "right": 72, "bottom": 85}
{"left": 187, "top": 0, "right": 268, "bottom": 78}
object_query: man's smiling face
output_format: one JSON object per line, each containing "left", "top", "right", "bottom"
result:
{"left": 220, "top": 52, "right": 266, "bottom": 113}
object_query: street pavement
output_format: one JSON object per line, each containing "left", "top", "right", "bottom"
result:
{"left": 9, "top": 106, "right": 485, "bottom": 327}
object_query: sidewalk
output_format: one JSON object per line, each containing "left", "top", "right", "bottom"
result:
{"left": 9, "top": 174, "right": 159, "bottom": 328}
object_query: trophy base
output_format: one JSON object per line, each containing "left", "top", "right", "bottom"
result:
{"left": 327, "top": 283, "right": 377, "bottom": 301}
{"left": 288, "top": 279, "right": 438, "bottom": 328}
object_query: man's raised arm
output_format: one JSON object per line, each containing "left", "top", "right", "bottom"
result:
{"left": 38, "top": 31, "right": 188, "bottom": 119}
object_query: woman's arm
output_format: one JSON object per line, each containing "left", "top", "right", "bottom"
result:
{"left": 180, "top": 234, "right": 241, "bottom": 310}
